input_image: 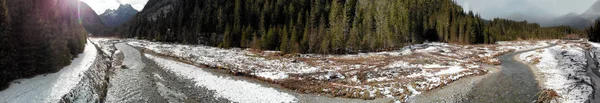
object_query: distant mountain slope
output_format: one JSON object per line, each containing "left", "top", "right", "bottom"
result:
{"left": 503, "top": 0, "right": 600, "bottom": 29}
{"left": 582, "top": 0, "right": 600, "bottom": 21}
{"left": 506, "top": 12, "right": 553, "bottom": 26}
{"left": 556, "top": 0, "right": 600, "bottom": 29}
{"left": 79, "top": 2, "right": 114, "bottom": 36}
{"left": 549, "top": 13, "right": 592, "bottom": 29}
{"left": 100, "top": 4, "right": 138, "bottom": 27}
{"left": 503, "top": 3, "right": 557, "bottom": 26}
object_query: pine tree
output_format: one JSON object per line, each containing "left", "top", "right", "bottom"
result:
{"left": 0, "top": 0, "right": 13, "bottom": 88}
{"left": 589, "top": 19, "right": 600, "bottom": 42}
{"left": 329, "top": 0, "right": 345, "bottom": 53}
{"left": 280, "top": 26, "right": 290, "bottom": 53}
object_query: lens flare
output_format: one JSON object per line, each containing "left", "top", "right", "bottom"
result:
{"left": 77, "top": 0, "right": 82, "bottom": 24}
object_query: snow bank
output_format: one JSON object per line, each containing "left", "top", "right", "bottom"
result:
{"left": 520, "top": 42, "right": 593, "bottom": 102}
{"left": 61, "top": 48, "right": 111, "bottom": 103}
{"left": 128, "top": 41, "right": 315, "bottom": 81}
{"left": 0, "top": 42, "right": 98, "bottom": 103}
{"left": 146, "top": 54, "right": 298, "bottom": 103}
{"left": 497, "top": 41, "right": 550, "bottom": 51}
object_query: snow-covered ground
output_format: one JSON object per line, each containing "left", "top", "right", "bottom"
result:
{"left": 90, "top": 37, "right": 126, "bottom": 58}
{"left": 520, "top": 40, "right": 594, "bottom": 102}
{"left": 145, "top": 54, "right": 298, "bottom": 103}
{"left": 93, "top": 38, "right": 551, "bottom": 101}
{"left": 0, "top": 41, "right": 98, "bottom": 103}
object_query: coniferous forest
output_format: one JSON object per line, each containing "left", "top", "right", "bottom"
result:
{"left": 0, "top": 0, "right": 88, "bottom": 88}
{"left": 588, "top": 19, "right": 600, "bottom": 42}
{"left": 123, "top": 0, "right": 580, "bottom": 54}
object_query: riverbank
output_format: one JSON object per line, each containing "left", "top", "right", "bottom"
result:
{"left": 411, "top": 43, "right": 556, "bottom": 102}
{"left": 519, "top": 40, "right": 595, "bottom": 102}
{"left": 409, "top": 64, "right": 500, "bottom": 102}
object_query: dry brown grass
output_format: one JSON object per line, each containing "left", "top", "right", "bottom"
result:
{"left": 532, "top": 57, "right": 542, "bottom": 64}
{"left": 278, "top": 78, "right": 329, "bottom": 94}
{"left": 484, "top": 58, "right": 502, "bottom": 65}
{"left": 536, "top": 89, "right": 560, "bottom": 103}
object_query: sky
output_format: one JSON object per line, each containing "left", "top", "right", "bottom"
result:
{"left": 80, "top": 0, "right": 148, "bottom": 14}
{"left": 455, "top": 0, "right": 598, "bottom": 19}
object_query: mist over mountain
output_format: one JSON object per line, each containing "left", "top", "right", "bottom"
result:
{"left": 458, "top": 0, "right": 599, "bottom": 29}
{"left": 550, "top": 0, "right": 600, "bottom": 29}
{"left": 582, "top": 0, "right": 600, "bottom": 21}
{"left": 505, "top": 12, "right": 554, "bottom": 26}
{"left": 547, "top": 13, "right": 592, "bottom": 29}
{"left": 502, "top": 1, "right": 558, "bottom": 23}
{"left": 501, "top": 0, "right": 600, "bottom": 29}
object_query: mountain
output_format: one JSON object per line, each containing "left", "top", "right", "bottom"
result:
{"left": 100, "top": 4, "right": 138, "bottom": 27}
{"left": 581, "top": 0, "right": 600, "bottom": 21}
{"left": 550, "top": 0, "right": 600, "bottom": 29}
{"left": 506, "top": 12, "right": 553, "bottom": 26}
{"left": 503, "top": 3, "right": 557, "bottom": 26}
{"left": 502, "top": 0, "right": 600, "bottom": 29}
{"left": 548, "top": 13, "right": 592, "bottom": 29}
{"left": 79, "top": 2, "right": 114, "bottom": 36}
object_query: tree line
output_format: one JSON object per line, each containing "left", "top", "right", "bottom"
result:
{"left": 0, "top": 0, "right": 88, "bottom": 89}
{"left": 588, "top": 19, "right": 600, "bottom": 42}
{"left": 123, "top": 0, "right": 580, "bottom": 54}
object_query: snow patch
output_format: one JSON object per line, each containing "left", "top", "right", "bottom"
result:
{"left": 146, "top": 54, "right": 298, "bottom": 103}
{"left": 0, "top": 42, "right": 98, "bottom": 103}
{"left": 435, "top": 66, "right": 466, "bottom": 75}
{"left": 520, "top": 42, "right": 593, "bottom": 103}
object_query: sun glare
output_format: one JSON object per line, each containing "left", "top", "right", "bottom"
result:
{"left": 77, "top": 0, "right": 82, "bottom": 24}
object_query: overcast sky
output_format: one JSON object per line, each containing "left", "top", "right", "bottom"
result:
{"left": 455, "top": 0, "right": 599, "bottom": 19}
{"left": 80, "top": 0, "right": 148, "bottom": 14}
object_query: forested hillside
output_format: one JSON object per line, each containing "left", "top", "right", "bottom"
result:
{"left": 0, "top": 0, "right": 88, "bottom": 89}
{"left": 80, "top": 2, "right": 115, "bottom": 36}
{"left": 123, "top": 0, "right": 579, "bottom": 54}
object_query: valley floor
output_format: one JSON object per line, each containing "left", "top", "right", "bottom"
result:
{"left": 2, "top": 37, "right": 599, "bottom": 103}
{"left": 91, "top": 37, "right": 557, "bottom": 102}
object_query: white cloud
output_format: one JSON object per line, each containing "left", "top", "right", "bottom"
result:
{"left": 80, "top": 0, "right": 148, "bottom": 14}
